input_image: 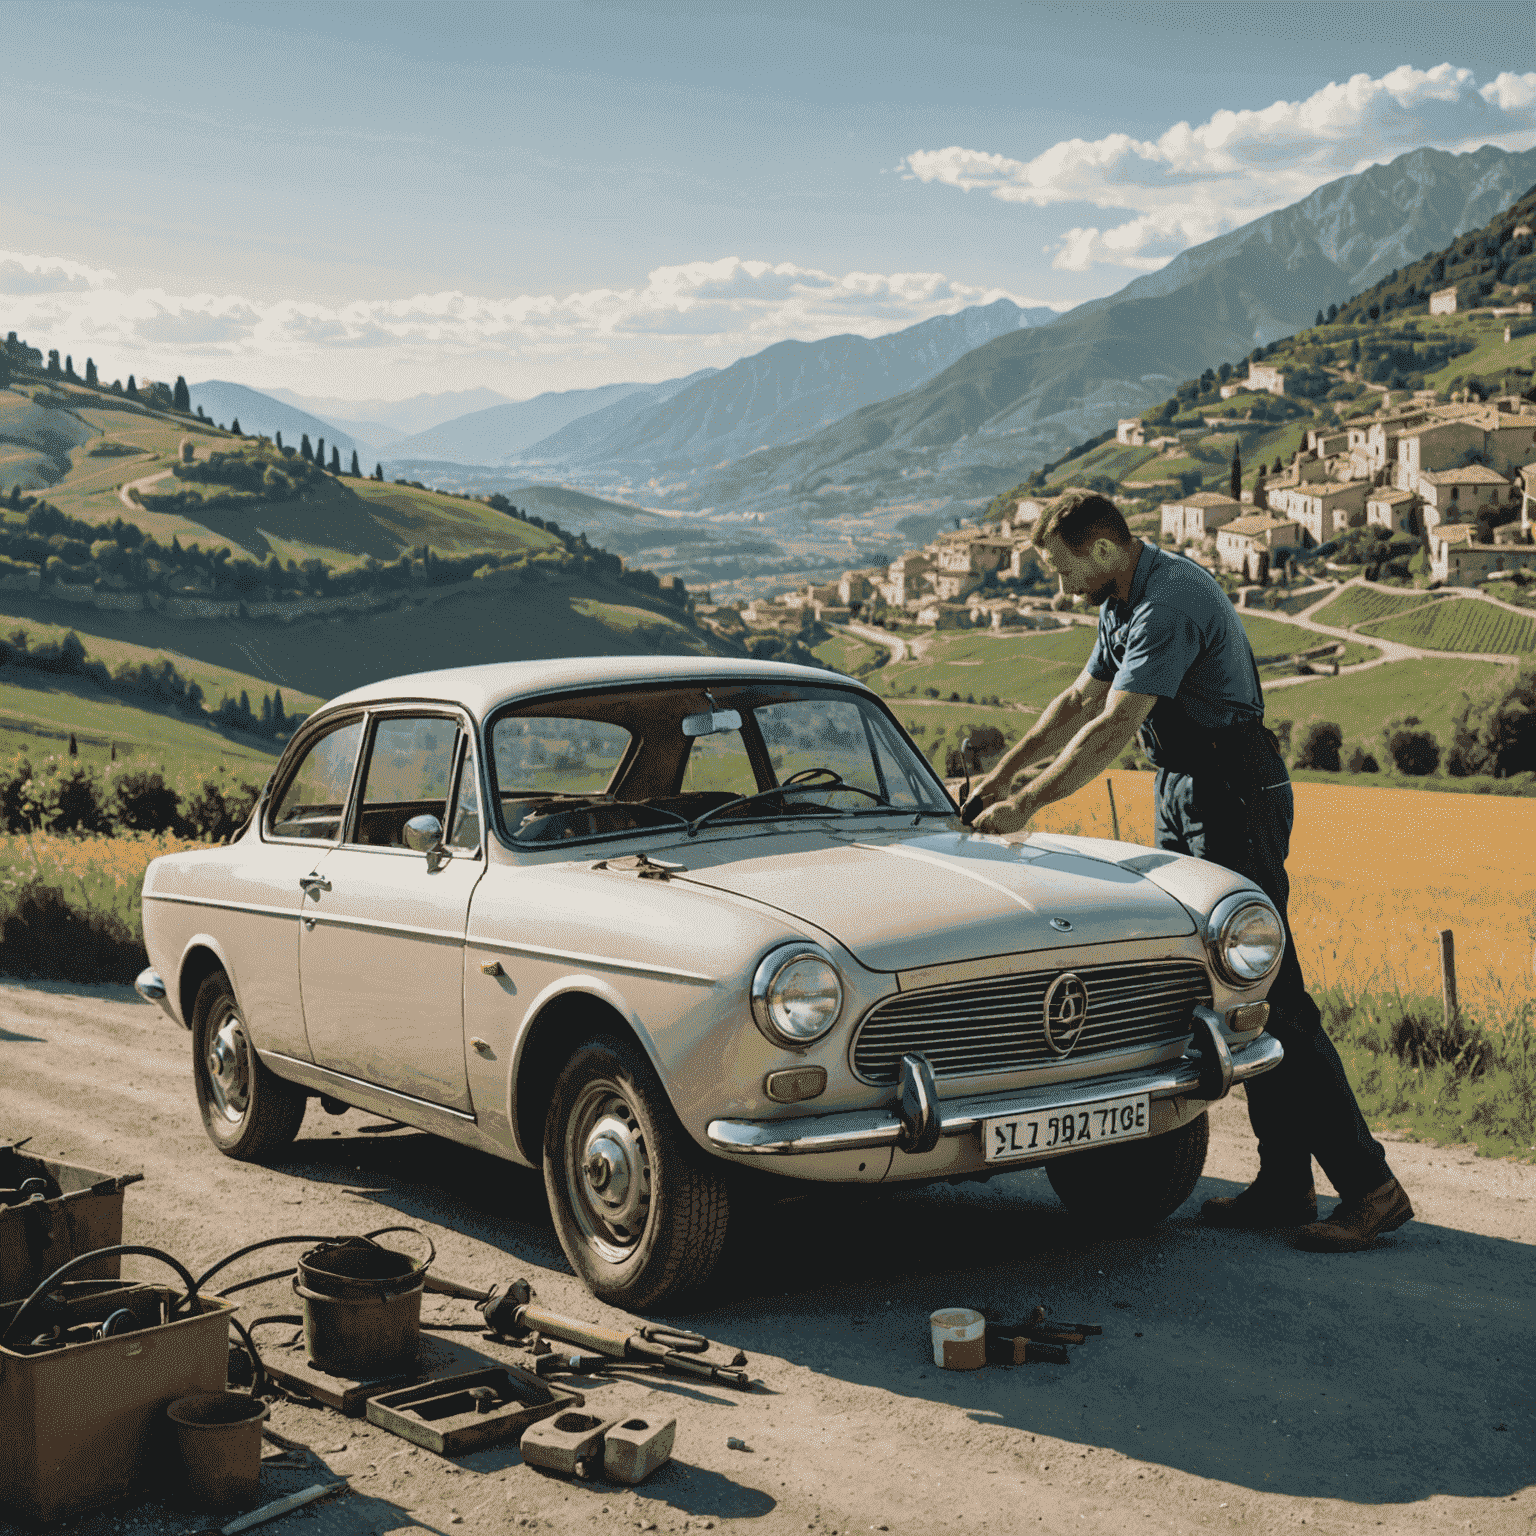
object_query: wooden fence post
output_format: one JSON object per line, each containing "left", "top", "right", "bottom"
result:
{"left": 1106, "top": 778, "right": 1121, "bottom": 842}
{"left": 1438, "top": 928, "right": 1458, "bottom": 1028}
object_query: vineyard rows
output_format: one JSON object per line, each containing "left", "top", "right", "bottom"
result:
{"left": 1310, "top": 584, "right": 1446, "bottom": 628}
{"left": 1360, "top": 597, "right": 1536, "bottom": 654}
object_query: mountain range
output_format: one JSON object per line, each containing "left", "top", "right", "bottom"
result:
{"left": 197, "top": 141, "right": 1536, "bottom": 592}
{"left": 187, "top": 381, "right": 380, "bottom": 465}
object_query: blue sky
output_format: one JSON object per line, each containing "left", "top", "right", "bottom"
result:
{"left": 2, "top": 1, "right": 1532, "bottom": 400}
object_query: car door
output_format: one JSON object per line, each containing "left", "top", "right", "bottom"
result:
{"left": 241, "top": 712, "right": 367, "bottom": 1062}
{"left": 298, "top": 709, "right": 484, "bottom": 1112}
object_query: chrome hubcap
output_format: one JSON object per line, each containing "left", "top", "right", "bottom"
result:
{"left": 205, "top": 1012, "right": 250, "bottom": 1124}
{"left": 566, "top": 1084, "right": 651, "bottom": 1262}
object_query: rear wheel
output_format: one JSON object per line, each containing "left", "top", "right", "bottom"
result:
{"left": 191, "top": 971, "right": 306, "bottom": 1162}
{"left": 1046, "top": 1111, "right": 1209, "bottom": 1231}
{"left": 543, "top": 1035, "right": 730, "bottom": 1311}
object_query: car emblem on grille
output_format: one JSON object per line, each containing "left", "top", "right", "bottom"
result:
{"left": 1042, "top": 972, "right": 1089, "bottom": 1056}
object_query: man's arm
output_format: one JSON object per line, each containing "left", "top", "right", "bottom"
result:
{"left": 972, "top": 688, "right": 1156, "bottom": 835}
{"left": 966, "top": 669, "right": 1110, "bottom": 811}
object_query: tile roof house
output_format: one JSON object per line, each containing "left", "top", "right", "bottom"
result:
{"left": 1160, "top": 491, "right": 1243, "bottom": 543}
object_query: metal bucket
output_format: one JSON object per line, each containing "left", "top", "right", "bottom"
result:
{"left": 166, "top": 1391, "right": 268, "bottom": 1509}
{"left": 292, "top": 1232, "right": 432, "bottom": 1378}
{"left": 293, "top": 1274, "right": 423, "bottom": 1378}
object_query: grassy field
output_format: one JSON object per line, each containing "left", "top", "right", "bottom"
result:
{"left": 1359, "top": 597, "right": 1536, "bottom": 654}
{"left": 874, "top": 627, "right": 1096, "bottom": 713}
{"left": 813, "top": 631, "right": 886, "bottom": 677}
{"left": 0, "top": 673, "right": 283, "bottom": 776}
{"left": 1420, "top": 311, "right": 1536, "bottom": 391}
{"left": 1238, "top": 611, "right": 1316, "bottom": 659}
{"left": 1265, "top": 657, "right": 1503, "bottom": 751}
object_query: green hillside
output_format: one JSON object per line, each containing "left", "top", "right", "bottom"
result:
{"left": 1359, "top": 598, "right": 1536, "bottom": 653}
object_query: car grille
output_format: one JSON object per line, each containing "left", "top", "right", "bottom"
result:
{"left": 851, "top": 959, "right": 1212, "bottom": 1084}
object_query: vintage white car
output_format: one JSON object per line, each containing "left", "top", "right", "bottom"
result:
{"left": 138, "top": 656, "right": 1285, "bottom": 1307}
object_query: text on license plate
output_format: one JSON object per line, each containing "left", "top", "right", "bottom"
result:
{"left": 983, "top": 1093, "right": 1150, "bottom": 1163}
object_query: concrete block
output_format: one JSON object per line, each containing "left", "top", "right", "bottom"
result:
{"left": 519, "top": 1411, "right": 618, "bottom": 1478}
{"left": 602, "top": 1416, "right": 677, "bottom": 1484}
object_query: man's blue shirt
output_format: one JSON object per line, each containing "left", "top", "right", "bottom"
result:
{"left": 1086, "top": 542, "right": 1263, "bottom": 730}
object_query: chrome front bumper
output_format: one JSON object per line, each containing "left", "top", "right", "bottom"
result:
{"left": 707, "top": 1006, "right": 1283, "bottom": 1157}
{"left": 134, "top": 967, "right": 167, "bottom": 1002}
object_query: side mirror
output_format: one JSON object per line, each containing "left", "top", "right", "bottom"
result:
{"left": 403, "top": 814, "right": 444, "bottom": 854}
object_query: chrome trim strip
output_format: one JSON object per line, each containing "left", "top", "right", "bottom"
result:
{"left": 145, "top": 893, "right": 298, "bottom": 920}
{"left": 260, "top": 1052, "right": 478, "bottom": 1122}
{"left": 469, "top": 936, "right": 716, "bottom": 985}
{"left": 706, "top": 1032, "right": 1285, "bottom": 1155}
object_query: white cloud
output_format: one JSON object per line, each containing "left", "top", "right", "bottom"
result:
{"left": 0, "top": 252, "right": 1063, "bottom": 389}
{"left": 904, "top": 65, "right": 1536, "bottom": 271}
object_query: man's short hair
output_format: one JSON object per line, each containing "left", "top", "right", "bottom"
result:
{"left": 1031, "top": 489, "right": 1131, "bottom": 552}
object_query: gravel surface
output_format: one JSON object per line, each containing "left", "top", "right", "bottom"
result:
{"left": 2, "top": 980, "right": 1532, "bottom": 1536}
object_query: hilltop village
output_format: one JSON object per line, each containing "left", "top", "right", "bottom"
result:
{"left": 709, "top": 291, "right": 1536, "bottom": 647}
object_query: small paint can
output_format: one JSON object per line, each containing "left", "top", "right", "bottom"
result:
{"left": 929, "top": 1307, "right": 986, "bottom": 1370}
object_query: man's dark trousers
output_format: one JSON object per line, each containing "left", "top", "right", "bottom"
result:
{"left": 1153, "top": 757, "right": 1392, "bottom": 1201}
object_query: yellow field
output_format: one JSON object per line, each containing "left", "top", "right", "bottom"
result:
{"left": 1034, "top": 775, "right": 1534, "bottom": 1018}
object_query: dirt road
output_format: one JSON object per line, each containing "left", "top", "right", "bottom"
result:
{"left": 3, "top": 981, "right": 1532, "bottom": 1536}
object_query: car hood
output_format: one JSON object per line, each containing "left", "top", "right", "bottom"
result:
{"left": 672, "top": 827, "right": 1197, "bottom": 972}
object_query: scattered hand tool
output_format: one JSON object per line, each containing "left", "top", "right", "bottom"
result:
{"left": 186, "top": 1479, "right": 346, "bottom": 1536}
{"left": 984, "top": 1325, "right": 1069, "bottom": 1366}
{"left": 422, "top": 1274, "right": 754, "bottom": 1389}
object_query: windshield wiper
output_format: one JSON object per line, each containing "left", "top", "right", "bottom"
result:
{"left": 687, "top": 784, "right": 891, "bottom": 837}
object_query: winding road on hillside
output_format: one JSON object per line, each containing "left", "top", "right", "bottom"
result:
{"left": 3, "top": 979, "right": 1531, "bottom": 1536}
{"left": 118, "top": 467, "right": 174, "bottom": 509}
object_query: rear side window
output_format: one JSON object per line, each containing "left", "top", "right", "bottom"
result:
{"left": 270, "top": 719, "right": 364, "bottom": 841}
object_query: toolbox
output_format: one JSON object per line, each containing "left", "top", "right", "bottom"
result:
{"left": 0, "top": 1280, "right": 235, "bottom": 1524}
{"left": 0, "top": 1143, "right": 141, "bottom": 1300}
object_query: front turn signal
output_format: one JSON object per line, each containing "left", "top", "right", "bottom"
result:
{"left": 1226, "top": 1002, "right": 1269, "bottom": 1033}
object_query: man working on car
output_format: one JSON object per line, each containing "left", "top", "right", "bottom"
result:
{"left": 963, "top": 490, "right": 1411, "bottom": 1252}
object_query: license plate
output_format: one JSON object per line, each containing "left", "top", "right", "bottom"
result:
{"left": 983, "top": 1093, "right": 1150, "bottom": 1163}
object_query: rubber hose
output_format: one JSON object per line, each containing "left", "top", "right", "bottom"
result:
{"left": 2, "top": 1244, "right": 202, "bottom": 1348}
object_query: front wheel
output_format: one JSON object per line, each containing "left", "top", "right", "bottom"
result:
{"left": 191, "top": 971, "right": 306, "bottom": 1162}
{"left": 543, "top": 1035, "right": 730, "bottom": 1310}
{"left": 1045, "top": 1111, "right": 1209, "bottom": 1231}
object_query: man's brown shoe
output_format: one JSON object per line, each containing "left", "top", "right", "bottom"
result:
{"left": 1294, "top": 1178, "right": 1413, "bottom": 1252}
{"left": 1200, "top": 1181, "right": 1317, "bottom": 1229}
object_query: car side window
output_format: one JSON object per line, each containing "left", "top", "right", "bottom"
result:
{"left": 269, "top": 719, "right": 364, "bottom": 841}
{"left": 351, "top": 716, "right": 459, "bottom": 849}
{"left": 447, "top": 742, "right": 482, "bottom": 850}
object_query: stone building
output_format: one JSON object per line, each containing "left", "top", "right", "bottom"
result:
{"left": 1429, "top": 287, "right": 1459, "bottom": 315}
{"left": 1159, "top": 491, "right": 1243, "bottom": 543}
{"left": 1247, "top": 362, "right": 1286, "bottom": 396}
{"left": 1364, "top": 487, "right": 1420, "bottom": 536}
{"left": 1215, "top": 515, "right": 1301, "bottom": 581}
{"left": 1417, "top": 465, "right": 1515, "bottom": 534}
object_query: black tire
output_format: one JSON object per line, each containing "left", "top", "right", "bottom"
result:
{"left": 190, "top": 970, "right": 306, "bottom": 1162}
{"left": 543, "top": 1034, "right": 730, "bottom": 1311}
{"left": 1045, "top": 1111, "right": 1209, "bottom": 1231}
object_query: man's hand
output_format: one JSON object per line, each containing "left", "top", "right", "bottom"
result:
{"left": 971, "top": 792, "right": 1035, "bottom": 837}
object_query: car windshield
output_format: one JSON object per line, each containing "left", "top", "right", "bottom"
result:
{"left": 487, "top": 680, "right": 952, "bottom": 846}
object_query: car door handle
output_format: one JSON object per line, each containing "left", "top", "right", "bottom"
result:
{"left": 299, "top": 873, "right": 332, "bottom": 896}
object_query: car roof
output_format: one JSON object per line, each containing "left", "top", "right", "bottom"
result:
{"left": 321, "top": 655, "right": 865, "bottom": 720}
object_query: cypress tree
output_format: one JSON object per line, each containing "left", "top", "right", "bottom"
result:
{"left": 349, "top": 449, "right": 360, "bottom": 477}
{"left": 230, "top": 417, "right": 242, "bottom": 436}
{"left": 126, "top": 375, "right": 138, "bottom": 398}
{"left": 173, "top": 375, "right": 190, "bottom": 412}
{"left": 64, "top": 355, "right": 76, "bottom": 379}
{"left": 300, "top": 434, "right": 313, "bottom": 462}
{"left": 1230, "top": 442, "right": 1242, "bottom": 501}
{"left": 84, "top": 355, "right": 98, "bottom": 385}
{"left": 373, "top": 463, "right": 383, "bottom": 480}
{"left": 275, "top": 430, "right": 283, "bottom": 450}
{"left": 330, "top": 445, "right": 341, "bottom": 473}
{"left": 46, "top": 350, "right": 60, "bottom": 375}
{"left": 315, "top": 437, "right": 325, "bottom": 470}
{"left": 272, "top": 689, "right": 285, "bottom": 727}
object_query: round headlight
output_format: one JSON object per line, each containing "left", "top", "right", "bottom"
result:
{"left": 1211, "top": 896, "right": 1285, "bottom": 985}
{"left": 750, "top": 945, "right": 843, "bottom": 1049}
